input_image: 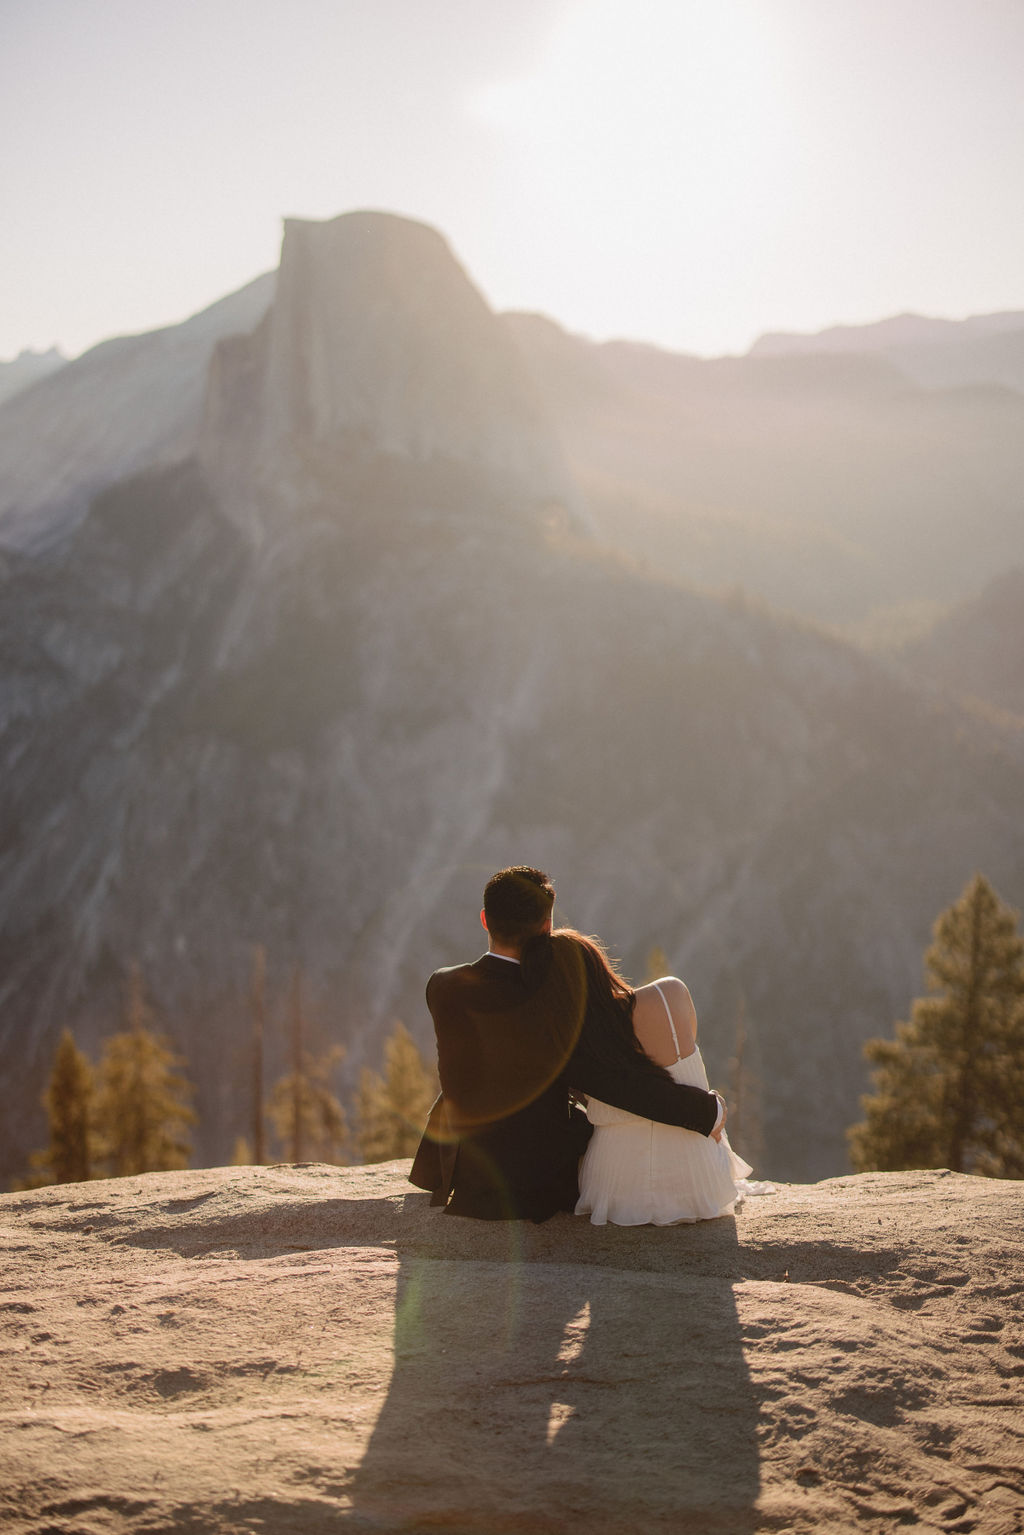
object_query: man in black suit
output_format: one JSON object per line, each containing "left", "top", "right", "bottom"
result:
{"left": 410, "top": 866, "right": 723, "bottom": 1222}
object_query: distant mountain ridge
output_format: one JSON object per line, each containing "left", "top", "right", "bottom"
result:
{"left": 505, "top": 311, "right": 1024, "bottom": 626}
{"left": 0, "top": 347, "right": 67, "bottom": 408}
{"left": 750, "top": 308, "right": 1024, "bottom": 396}
{"left": 751, "top": 309, "right": 1024, "bottom": 355}
{"left": 1, "top": 212, "right": 1022, "bottom": 1189}
{"left": 0, "top": 274, "right": 274, "bottom": 553}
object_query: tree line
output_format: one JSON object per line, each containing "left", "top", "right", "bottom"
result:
{"left": 23, "top": 953, "right": 437, "bottom": 1188}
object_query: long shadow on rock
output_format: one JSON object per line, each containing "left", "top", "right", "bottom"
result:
{"left": 348, "top": 1203, "right": 760, "bottom": 1535}
{"left": 103, "top": 1195, "right": 413, "bottom": 1256}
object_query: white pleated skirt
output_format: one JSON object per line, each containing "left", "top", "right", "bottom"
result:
{"left": 576, "top": 1046, "right": 753, "bottom": 1227}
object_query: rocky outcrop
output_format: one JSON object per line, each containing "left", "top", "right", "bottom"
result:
{"left": 200, "top": 211, "right": 580, "bottom": 539}
{"left": 2, "top": 1165, "right": 1022, "bottom": 1534}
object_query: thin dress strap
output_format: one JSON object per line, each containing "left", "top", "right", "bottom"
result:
{"left": 652, "top": 981, "right": 684, "bottom": 1062}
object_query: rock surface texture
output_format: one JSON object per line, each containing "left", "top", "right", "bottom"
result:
{"left": 1, "top": 1166, "right": 1023, "bottom": 1534}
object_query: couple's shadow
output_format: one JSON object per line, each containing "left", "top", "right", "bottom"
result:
{"left": 349, "top": 1196, "right": 761, "bottom": 1534}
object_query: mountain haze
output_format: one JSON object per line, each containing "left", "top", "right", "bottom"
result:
{"left": 1, "top": 211, "right": 1022, "bottom": 1188}
{"left": 751, "top": 309, "right": 1024, "bottom": 394}
{"left": 507, "top": 313, "right": 1024, "bottom": 628}
{"left": 895, "top": 567, "right": 1024, "bottom": 719}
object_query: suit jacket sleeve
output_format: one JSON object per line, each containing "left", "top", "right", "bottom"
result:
{"left": 568, "top": 1037, "right": 719, "bottom": 1136}
{"left": 426, "top": 971, "right": 467, "bottom": 1105}
{"left": 408, "top": 1092, "right": 457, "bottom": 1204}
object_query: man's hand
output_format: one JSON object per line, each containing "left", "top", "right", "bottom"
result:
{"left": 710, "top": 1093, "right": 726, "bottom": 1143}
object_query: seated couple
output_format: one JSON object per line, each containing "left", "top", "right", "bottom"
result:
{"left": 410, "top": 866, "right": 751, "bottom": 1225}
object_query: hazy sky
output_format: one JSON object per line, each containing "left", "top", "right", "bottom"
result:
{"left": 3, "top": 0, "right": 1024, "bottom": 362}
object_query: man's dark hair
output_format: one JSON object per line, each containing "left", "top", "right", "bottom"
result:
{"left": 483, "top": 866, "right": 555, "bottom": 944}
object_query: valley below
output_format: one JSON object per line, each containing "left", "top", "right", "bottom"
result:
{"left": 1, "top": 210, "right": 1023, "bottom": 1186}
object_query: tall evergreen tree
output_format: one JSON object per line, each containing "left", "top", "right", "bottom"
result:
{"left": 356, "top": 1022, "right": 437, "bottom": 1164}
{"left": 266, "top": 1046, "right": 349, "bottom": 1163}
{"left": 849, "top": 874, "right": 1024, "bottom": 1176}
{"left": 28, "top": 1029, "right": 97, "bottom": 1186}
{"left": 265, "top": 966, "right": 349, "bottom": 1164}
{"left": 95, "top": 966, "right": 196, "bottom": 1177}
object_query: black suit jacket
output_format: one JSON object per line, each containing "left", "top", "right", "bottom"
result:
{"left": 409, "top": 951, "right": 719, "bottom": 1221}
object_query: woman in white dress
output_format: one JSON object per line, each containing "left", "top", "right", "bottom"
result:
{"left": 564, "top": 932, "right": 752, "bottom": 1226}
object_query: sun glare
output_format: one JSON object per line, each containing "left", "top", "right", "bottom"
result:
{"left": 469, "top": 0, "right": 796, "bottom": 349}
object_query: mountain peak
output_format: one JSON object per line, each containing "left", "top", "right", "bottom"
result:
{"left": 201, "top": 210, "right": 579, "bottom": 535}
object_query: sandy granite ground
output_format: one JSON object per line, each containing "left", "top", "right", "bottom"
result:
{"left": 1, "top": 1163, "right": 1022, "bottom": 1535}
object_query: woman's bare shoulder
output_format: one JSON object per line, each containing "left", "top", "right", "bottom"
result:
{"left": 634, "top": 976, "right": 698, "bottom": 1047}
{"left": 636, "top": 975, "right": 694, "bottom": 1007}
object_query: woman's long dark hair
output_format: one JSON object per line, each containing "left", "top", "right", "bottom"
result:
{"left": 520, "top": 925, "right": 675, "bottom": 1085}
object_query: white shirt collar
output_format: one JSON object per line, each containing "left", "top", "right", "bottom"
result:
{"left": 487, "top": 951, "right": 521, "bottom": 965}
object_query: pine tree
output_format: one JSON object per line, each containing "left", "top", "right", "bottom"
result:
{"left": 27, "top": 1029, "right": 97, "bottom": 1186}
{"left": 849, "top": 874, "right": 1024, "bottom": 1176}
{"left": 266, "top": 1046, "right": 349, "bottom": 1163}
{"left": 265, "top": 966, "right": 349, "bottom": 1164}
{"left": 95, "top": 966, "right": 197, "bottom": 1177}
{"left": 356, "top": 1021, "right": 437, "bottom": 1164}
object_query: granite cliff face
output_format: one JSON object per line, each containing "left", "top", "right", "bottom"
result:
{"left": 1, "top": 212, "right": 1023, "bottom": 1188}
{"left": 201, "top": 212, "right": 579, "bottom": 539}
